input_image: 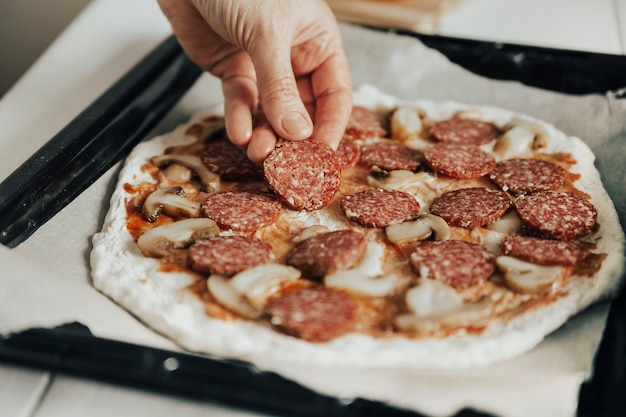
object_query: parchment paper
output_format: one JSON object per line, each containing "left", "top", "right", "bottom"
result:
{"left": 2, "top": 24, "right": 625, "bottom": 417}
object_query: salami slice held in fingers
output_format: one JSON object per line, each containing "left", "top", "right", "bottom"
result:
{"left": 286, "top": 230, "right": 367, "bottom": 279}
{"left": 489, "top": 159, "right": 565, "bottom": 194}
{"left": 430, "top": 187, "right": 511, "bottom": 229}
{"left": 359, "top": 141, "right": 421, "bottom": 171}
{"left": 189, "top": 235, "right": 274, "bottom": 276}
{"left": 345, "top": 106, "right": 389, "bottom": 139}
{"left": 202, "top": 136, "right": 264, "bottom": 182}
{"left": 264, "top": 140, "right": 341, "bottom": 211}
{"left": 515, "top": 191, "right": 598, "bottom": 240}
{"left": 201, "top": 191, "right": 281, "bottom": 232}
{"left": 502, "top": 235, "right": 585, "bottom": 266}
{"left": 430, "top": 118, "right": 499, "bottom": 145}
{"left": 410, "top": 240, "right": 495, "bottom": 288}
{"left": 424, "top": 143, "right": 496, "bottom": 179}
{"left": 341, "top": 188, "right": 421, "bottom": 228}
{"left": 267, "top": 287, "right": 358, "bottom": 342}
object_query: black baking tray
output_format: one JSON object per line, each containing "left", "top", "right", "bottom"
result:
{"left": 1, "top": 27, "right": 625, "bottom": 417}
{"left": 0, "top": 35, "right": 202, "bottom": 247}
{"left": 396, "top": 29, "right": 626, "bottom": 96}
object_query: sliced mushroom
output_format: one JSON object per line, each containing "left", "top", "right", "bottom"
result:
{"left": 404, "top": 278, "right": 464, "bottom": 317}
{"left": 395, "top": 279, "right": 494, "bottom": 331}
{"left": 142, "top": 186, "right": 201, "bottom": 222}
{"left": 396, "top": 297, "right": 494, "bottom": 332}
{"left": 207, "top": 274, "right": 260, "bottom": 319}
{"left": 325, "top": 272, "right": 398, "bottom": 298}
{"left": 390, "top": 106, "right": 423, "bottom": 141}
{"left": 455, "top": 109, "right": 488, "bottom": 120}
{"left": 492, "top": 125, "right": 534, "bottom": 160}
{"left": 385, "top": 214, "right": 450, "bottom": 245}
{"left": 456, "top": 109, "right": 508, "bottom": 125}
{"left": 367, "top": 169, "right": 433, "bottom": 191}
{"left": 496, "top": 256, "right": 564, "bottom": 294}
{"left": 162, "top": 163, "right": 193, "bottom": 183}
{"left": 136, "top": 218, "right": 219, "bottom": 257}
{"left": 229, "top": 263, "right": 301, "bottom": 309}
{"left": 324, "top": 242, "right": 396, "bottom": 297}
{"left": 294, "top": 225, "right": 330, "bottom": 243}
{"left": 493, "top": 119, "right": 550, "bottom": 160}
{"left": 486, "top": 211, "right": 522, "bottom": 234}
{"left": 352, "top": 241, "right": 385, "bottom": 277}
{"left": 151, "top": 154, "right": 219, "bottom": 192}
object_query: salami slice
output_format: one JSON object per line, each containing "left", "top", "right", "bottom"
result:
{"left": 286, "top": 230, "right": 367, "bottom": 279}
{"left": 345, "top": 106, "right": 389, "bottom": 139}
{"left": 430, "top": 118, "right": 499, "bottom": 145}
{"left": 490, "top": 159, "right": 565, "bottom": 194}
{"left": 429, "top": 187, "right": 511, "bottom": 229}
{"left": 264, "top": 140, "right": 341, "bottom": 211}
{"left": 267, "top": 288, "right": 358, "bottom": 342}
{"left": 359, "top": 141, "right": 421, "bottom": 171}
{"left": 189, "top": 235, "right": 274, "bottom": 276}
{"left": 514, "top": 191, "right": 597, "bottom": 240}
{"left": 201, "top": 191, "right": 281, "bottom": 232}
{"left": 341, "top": 188, "right": 421, "bottom": 228}
{"left": 336, "top": 137, "right": 360, "bottom": 169}
{"left": 424, "top": 143, "right": 495, "bottom": 179}
{"left": 202, "top": 136, "right": 264, "bottom": 182}
{"left": 410, "top": 240, "right": 495, "bottom": 288}
{"left": 502, "top": 235, "right": 585, "bottom": 266}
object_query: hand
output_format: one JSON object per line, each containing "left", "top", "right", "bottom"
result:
{"left": 158, "top": 0, "right": 353, "bottom": 164}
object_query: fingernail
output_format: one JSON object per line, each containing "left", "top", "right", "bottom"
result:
{"left": 281, "top": 111, "right": 312, "bottom": 138}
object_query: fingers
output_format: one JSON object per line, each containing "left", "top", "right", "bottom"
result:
{"left": 220, "top": 60, "right": 258, "bottom": 147}
{"left": 158, "top": 0, "right": 227, "bottom": 72}
{"left": 161, "top": 0, "right": 352, "bottom": 162}
{"left": 246, "top": 78, "right": 319, "bottom": 164}
{"left": 246, "top": 111, "right": 277, "bottom": 164}
{"left": 247, "top": 38, "right": 314, "bottom": 141}
{"left": 309, "top": 52, "right": 353, "bottom": 150}
{"left": 159, "top": 0, "right": 259, "bottom": 148}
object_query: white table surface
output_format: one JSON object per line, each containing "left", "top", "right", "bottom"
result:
{"left": 1, "top": 1, "right": 625, "bottom": 416}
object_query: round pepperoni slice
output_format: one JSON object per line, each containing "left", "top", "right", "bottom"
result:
{"left": 430, "top": 188, "right": 511, "bottom": 229}
{"left": 336, "top": 137, "right": 360, "bottom": 169}
{"left": 410, "top": 240, "right": 495, "bottom": 288}
{"left": 264, "top": 140, "right": 341, "bottom": 211}
{"left": 341, "top": 189, "right": 421, "bottom": 228}
{"left": 202, "top": 137, "right": 264, "bottom": 182}
{"left": 359, "top": 141, "right": 421, "bottom": 171}
{"left": 267, "top": 288, "right": 358, "bottom": 342}
{"left": 345, "top": 106, "right": 388, "bottom": 139}
{"left": 201, "top": 191, "right": 281, "bottom": 232}
{"left": 490, "top": 159, "right": 565, "bottom": 194}
{"left": 189, "top": 235, "right": 274, "bottom": 276}
{"left": 430, "top": 118, "right": 499, "bottom": 145}
{"left": 514, "top": 191, "right": 597, "bottom": 240}
{"left": 286, "top": 230, "right": 367, "bottom": 279}
{"left": 502, "top": 235, "right": 585, "bottom": 266}
{"left": 424, "top": 143, "right": 495, "bottom": 179}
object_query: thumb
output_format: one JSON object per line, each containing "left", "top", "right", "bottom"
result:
{"left": 248, "top": 40, "right": 313, "bottom": 141}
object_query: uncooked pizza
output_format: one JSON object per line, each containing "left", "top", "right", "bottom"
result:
{"left": 91, "top": 85, "right": 625, "bottom": 369}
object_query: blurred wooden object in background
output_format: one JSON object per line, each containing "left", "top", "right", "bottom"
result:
{"left": 325, "top": 0, "right": 459, "bottom": 32}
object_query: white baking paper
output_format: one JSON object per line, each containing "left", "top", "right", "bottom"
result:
{"left": 2, "top": 23, "right": 625, "bottom": 417}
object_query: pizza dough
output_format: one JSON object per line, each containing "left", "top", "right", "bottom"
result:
{"left": 90, "top": 85, "right": 625, "bottom": 370}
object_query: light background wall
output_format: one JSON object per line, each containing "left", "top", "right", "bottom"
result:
{"left": 0, "top": 0, "right": 91, "bottom": 98}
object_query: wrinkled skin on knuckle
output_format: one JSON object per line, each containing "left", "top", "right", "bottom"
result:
{"left": 204, "top": 0, "right": 276, "bottom": 51}
{"left": 261, "top": 75, "right": 299, "bottom": 106}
